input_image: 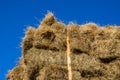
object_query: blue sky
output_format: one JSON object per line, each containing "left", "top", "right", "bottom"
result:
{"left": 0, "top": 0, "right": 120, "bottom": 79}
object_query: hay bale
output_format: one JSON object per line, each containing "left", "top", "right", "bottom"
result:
{"left": 34, "top": 21, "right": 67, "bottom": 51}
{"left": 37, "top": 65, "right": 68, "bottom": 80}
{"left": 7, "top": 13, "right": 120, "bottom": 80}
{"left": 7, "top": 65, "right": 28, "bottom": 80}
{"left": 22, "top": 27, "right": 36, "bottom": 54}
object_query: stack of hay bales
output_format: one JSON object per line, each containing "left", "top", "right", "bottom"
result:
{"left": 7, "top": 13, "right": 120, "bottom": 80}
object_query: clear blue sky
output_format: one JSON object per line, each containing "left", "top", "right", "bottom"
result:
{"left": 0, "top": 0, "right": 120, "bottom": 79}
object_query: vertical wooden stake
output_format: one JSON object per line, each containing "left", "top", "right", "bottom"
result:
{"left": 66, "top": 28, "right": 72, "bottom": 80}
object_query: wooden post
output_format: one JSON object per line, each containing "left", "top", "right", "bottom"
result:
{"left": 66, "top": 27, "right": 72, "bottom": 80}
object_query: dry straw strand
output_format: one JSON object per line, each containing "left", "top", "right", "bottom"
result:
{"left": 66, "top": 27, "right": 72, "bottom": 80}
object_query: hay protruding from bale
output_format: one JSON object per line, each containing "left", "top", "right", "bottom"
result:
{"left": 41, "top": 12, "right": 56, "bottom": 26}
